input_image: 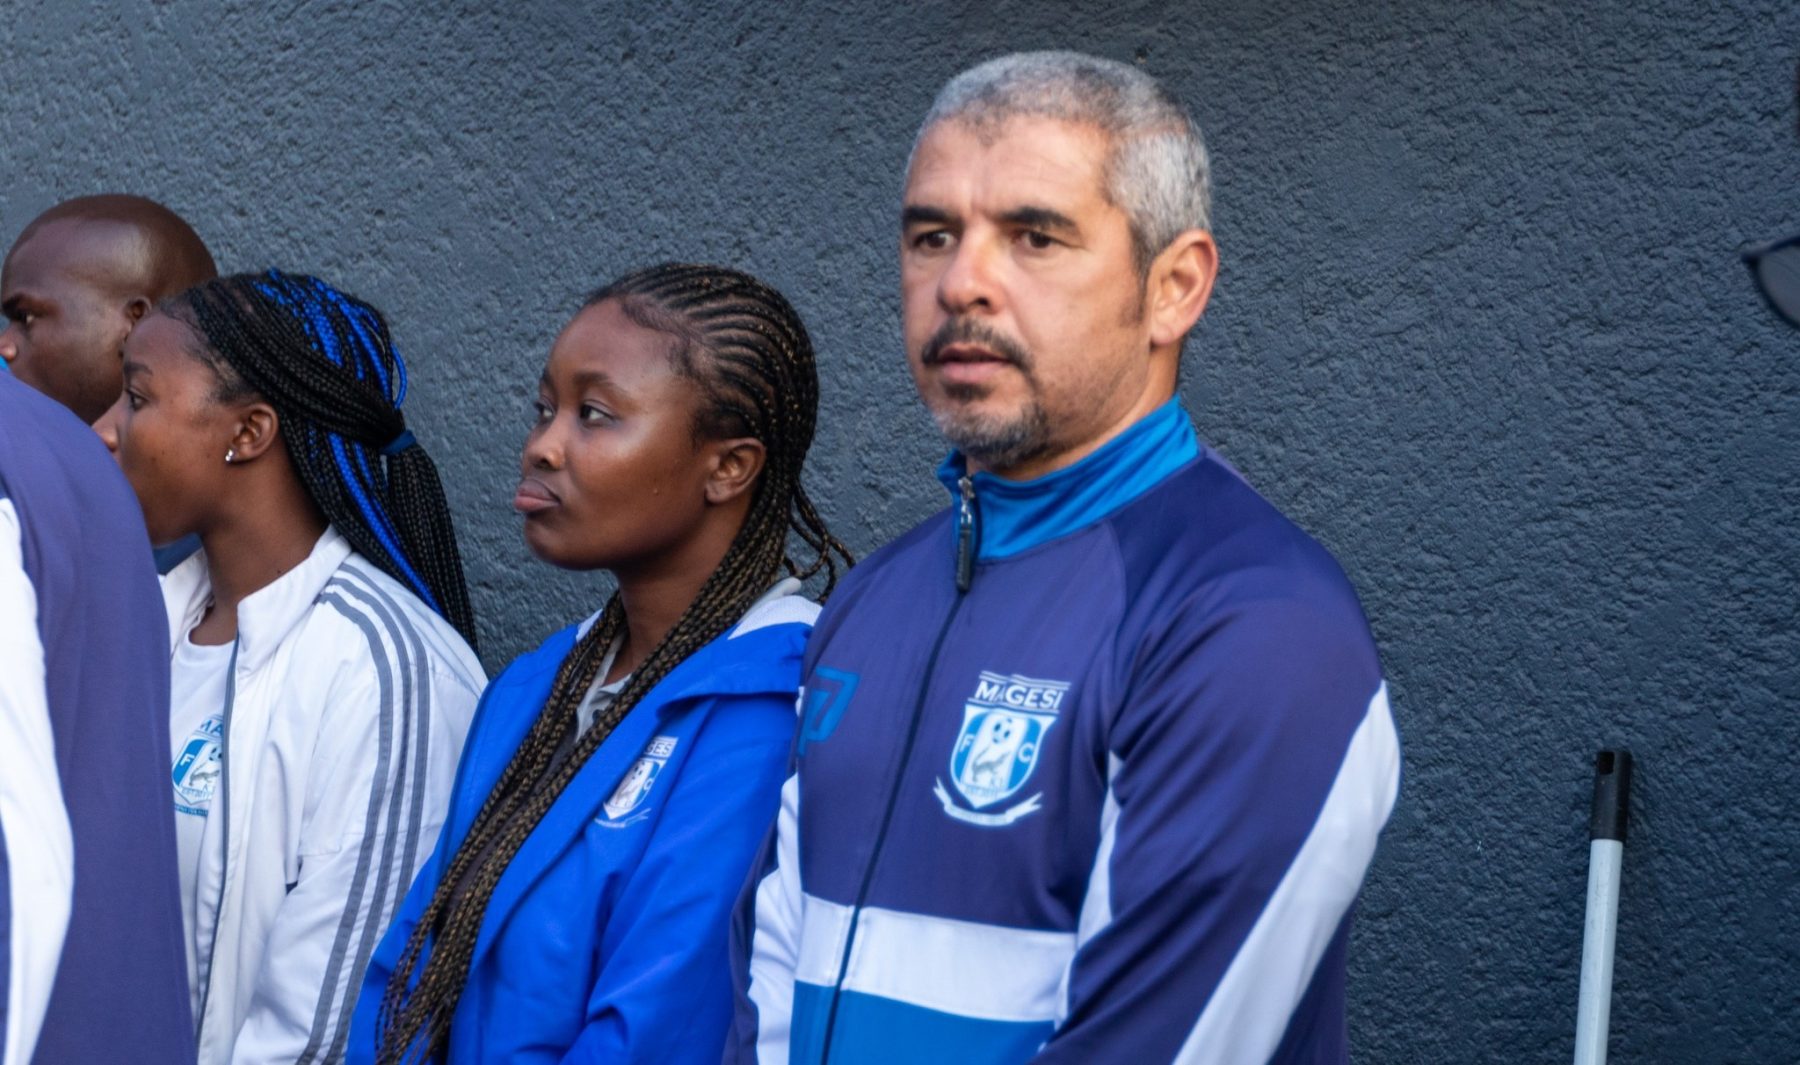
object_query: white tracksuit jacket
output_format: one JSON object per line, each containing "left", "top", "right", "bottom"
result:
{"left": 162, "top": 528, "right": 484, "bottom": 1065}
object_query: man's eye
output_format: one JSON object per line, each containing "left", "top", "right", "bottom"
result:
{"left": 126, "top": 390, "right": 144, "bottom": 411}
{"left": 1021, "top": 231, "right": 1056, "bottom": 250}
{"left": 914, "top": 230, "right": 954, "bottom": 251}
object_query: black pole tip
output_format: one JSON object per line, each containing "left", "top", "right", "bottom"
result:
{"left": 1589, "top": 748, "right": 1633, "bottom": 843}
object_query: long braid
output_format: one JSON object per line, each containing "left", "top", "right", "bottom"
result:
{"left": 168, "top": 271, "right": 478, "bottom": 648}
{"left": 375, "top": 263, "right": 852, "bottom": 1064}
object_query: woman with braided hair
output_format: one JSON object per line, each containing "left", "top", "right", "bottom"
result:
{"left": 345, "top": 262, "right": 852, "bottom": 1064}
{"left": 94, "top": 270, "right": 486, "bottom": 1065}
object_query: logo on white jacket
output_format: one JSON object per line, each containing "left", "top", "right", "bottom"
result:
{"left": 599, "top": 735, "right": 678, "bottom": 826}
{"left": 172, "top": 714, "right": 224, "bottom": 816}
{"left": 934, "top": 672, "right": 1069, "bottom": 827}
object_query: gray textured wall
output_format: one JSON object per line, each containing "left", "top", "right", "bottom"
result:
{"left": 6, "top": 1, "right": 1797, "bottom": 1059}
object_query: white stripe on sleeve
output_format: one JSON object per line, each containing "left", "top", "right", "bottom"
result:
{"left": 746, "top": 772, "right": 803, "bottom": 1065}
{"left": 1173, "top": 683, "right": 1400, "bottom": 1065}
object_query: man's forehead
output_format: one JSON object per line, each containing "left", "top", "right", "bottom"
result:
{"left": 905, "top": 115, "right": 1112, "bottom": 208}
{"left": 4, "top": 217, "right": 140, "bottom": 292}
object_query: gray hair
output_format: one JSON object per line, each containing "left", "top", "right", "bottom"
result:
{"left": 913, "top": 51, "right": 1212, "bottom": 276}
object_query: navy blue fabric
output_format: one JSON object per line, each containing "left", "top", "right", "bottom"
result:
{"left": 730, "top": 404, "right": 1389, "bottom": 1064}
{"left": 0, "top": 373, "right": 196, "bottom": 1065}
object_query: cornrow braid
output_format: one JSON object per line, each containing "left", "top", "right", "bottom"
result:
{"left": 375, "top": 263, "right": 853, "bottom": 1064}
{"left": 168, "top": 270, "right": 478, "bottom": 648}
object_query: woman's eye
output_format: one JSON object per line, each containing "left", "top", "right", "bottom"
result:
{"left": 531, "top": 401, "right": 552, "bottom": 425}
{"left": 579, "top": 404, "right": 613, "bottom": 426}
{"left": 125, "top": 391, "right": 143, "bottom": 411}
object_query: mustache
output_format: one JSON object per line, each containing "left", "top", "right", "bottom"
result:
{"left": 921, "top": 319, "right": 1033, "bottom": 370}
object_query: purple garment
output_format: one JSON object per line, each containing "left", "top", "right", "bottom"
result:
{"left": 0, "top": 373, "right": 196, "bottom": 1065}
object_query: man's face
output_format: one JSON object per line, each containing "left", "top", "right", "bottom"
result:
{"left": 901, "top": 116, "right": 1155, "bottom": 477}
{"left": 0, "top": 220, "right": 137, "bottom": 424}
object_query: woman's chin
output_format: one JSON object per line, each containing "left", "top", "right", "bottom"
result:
{"left": 522, "top": 523, "right": 606, "bottom": 573}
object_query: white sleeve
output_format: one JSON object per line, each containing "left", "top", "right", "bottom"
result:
{"left": 0, "top": 499, "right": 73, "bottom": 1065}
{"left": 740, "top": 768, "right": 804, "bottom": 1064}
{"left": 230, "top": 606, "right": 476, "bottom": 1065}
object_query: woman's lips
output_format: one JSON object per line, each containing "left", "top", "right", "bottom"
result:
{"left": 512, "top": 478, "right": 561, "bottom": 515}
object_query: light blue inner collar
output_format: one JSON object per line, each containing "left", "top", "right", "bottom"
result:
{"left": 935, "top": 397, "right": 1201, "bottom": 562}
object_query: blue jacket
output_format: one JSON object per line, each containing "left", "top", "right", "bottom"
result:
{"left": 727, "top": 399, "right": 1401, "bottom": 1065}
{"left": 348, "top": 587, "right": 818, "bottom": 1064}
{"left": 0, "top": 372, "right": 195, "bottom": 1065}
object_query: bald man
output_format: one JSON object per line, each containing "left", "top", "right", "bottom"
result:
{"left": 1, "top": 195, "right": 215, "bottom": 424}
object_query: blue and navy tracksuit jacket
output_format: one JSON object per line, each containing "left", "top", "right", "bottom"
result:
{"left": 346, "top": 589, "right": 818, "bottom": 1064}
{"left": 726, "top": 399, "right": 1401, "bottom": 1065}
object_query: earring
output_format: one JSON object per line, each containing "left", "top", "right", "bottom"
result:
{"left": 225, "top": 448, "right": 237, "bottom": 464}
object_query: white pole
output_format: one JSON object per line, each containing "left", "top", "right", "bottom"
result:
{"left": 1573, "top": 750, "right": 1632, "bottom": 1065}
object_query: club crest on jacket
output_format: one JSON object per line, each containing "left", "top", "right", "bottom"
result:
{"left": 600, "top": 735, "right": 679, "bottom": 826}
{"left": 935, "top": 672, "right": 1069, "bottom": 827}
{"left": 172, "top": 714, "right": 225, "bottom": 816}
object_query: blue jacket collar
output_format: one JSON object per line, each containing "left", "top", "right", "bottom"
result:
{"left": 935, "top": 397, "right": 1200, "bottom": 562}
{"left": 504, "top": 598, "right": 812, "bottom": 716}
{"left": 464, "top": 598, "right": 813, "bottom": 970}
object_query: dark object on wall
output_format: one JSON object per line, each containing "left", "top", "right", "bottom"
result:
{"left": 1742, "top": 234, "right": 1800, "bottom": 328}
{"left": 1574, "top": 749, "right": 1634, "bottom": 1065}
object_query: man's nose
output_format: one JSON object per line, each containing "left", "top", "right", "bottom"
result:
{"left": 0, "top": 322, "right": 20, "bottom": 366}
{"left": 937, "top": 239, "right": 999, "bottom": 316}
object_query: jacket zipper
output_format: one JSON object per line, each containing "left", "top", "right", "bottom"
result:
{"left": 818, "top": 475, "right": 980, "bottom": 1062}
{"left": 955, "top": 474, "right": 979, "bottom": 593}
{"left": 194, "top": 638, "right": 240, "bottom": 1043}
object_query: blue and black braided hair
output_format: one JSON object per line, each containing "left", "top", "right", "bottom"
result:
{"left": 168, "top": 270, "right": 477, "bottom": 647}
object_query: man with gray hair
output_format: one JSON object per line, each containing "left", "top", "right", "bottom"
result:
{"left": 727, "top": 52, "right": 1400, "bottom": 1064}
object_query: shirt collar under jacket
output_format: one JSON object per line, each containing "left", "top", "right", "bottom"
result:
{"left": 558, "top": 576, "right": 816, "bottom": 718}
{"left": 161, "top": 526, "right": 355, "bottom": 673}
{"left": 934, "top": 396, "right": 1202, "bottom": 562}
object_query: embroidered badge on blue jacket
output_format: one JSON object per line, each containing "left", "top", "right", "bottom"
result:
{"left": 599, "top": 735, "right": 678, "bottom": 827}
{"left": 935, "top": 671, "right": 1069, "bottom": 827}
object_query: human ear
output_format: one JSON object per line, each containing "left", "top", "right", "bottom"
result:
{"left": 1146, "top": 229, "right": 1219, "bottom": 349}
{"left": 703, "top": 437, "right": 768, "bottom": 506}
{"left": 225, "top": 402, "right": 282, "bottom": 464}
{"left": 124, "top": 296, "right": 153, "bottom": 325}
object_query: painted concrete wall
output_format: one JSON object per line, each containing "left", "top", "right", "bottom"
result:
{"left": 4, "top": 0, "right": 1796, "bottom": 1058}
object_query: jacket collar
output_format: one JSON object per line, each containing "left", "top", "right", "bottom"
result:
{"left": 466, "top": 582, "right": 815, "bottom": 969}
{"left": 561, "top": 577, "right": 813, "bottom": 711}
{"left": 161, "top": 527, "right": 355, "bottom": 672}
{"left": 934, "top": 397, "right": 1200, "bottom": 562}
